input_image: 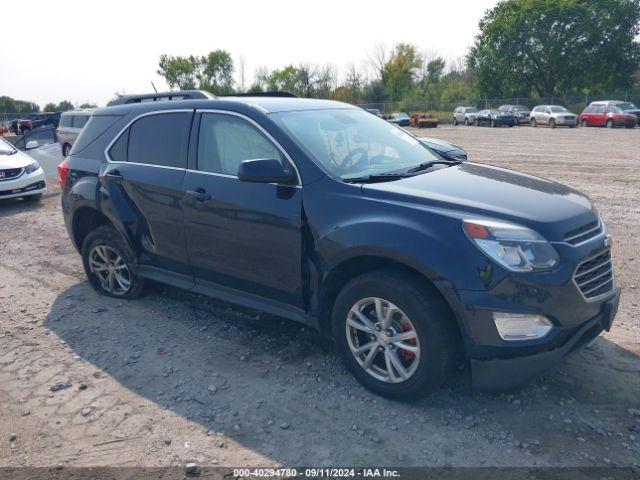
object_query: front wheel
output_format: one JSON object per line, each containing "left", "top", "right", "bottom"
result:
{"left": 530, "top": 118, "right": 537, "bottom": 127}
{"left": 464, "top": 118, "right": 469, "bottom": 126}
{"left": 332, "top": 270, "right": 460, "bottom": 400}
{"left": 606, "top": 119, "right": 614, "bottom": 128}
{"left": 490, "top": 120, "right": 496, "bottom": 128}
{"left": 581, "top": 119, "right": 589, "bottom": 127}
{"left": 82, "top": 225, "right": 146, "bottom": 299}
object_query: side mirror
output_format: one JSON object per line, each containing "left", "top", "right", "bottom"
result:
{"left": 237, "top": 158, "right": 295, "bottom": 185}
{"left": 26, "top": 140, "right": 40, "bottom": 150}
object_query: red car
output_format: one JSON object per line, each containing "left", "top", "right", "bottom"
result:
{"left": 579, "top": 104, "right": 637, "bottom": 128}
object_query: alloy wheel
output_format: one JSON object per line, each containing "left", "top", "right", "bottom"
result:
{"left": 345, "top": 297, "right": 420, "bottom": 383}
{"left": 88, "top": 245, "right": 132, "bottom": 296}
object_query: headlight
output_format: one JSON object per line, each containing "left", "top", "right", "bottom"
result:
{"left": 463, "top": 219, "right": 559, "bottom": 272}
{"left": 25, "top": 162, "right": 41, "bottom": 174}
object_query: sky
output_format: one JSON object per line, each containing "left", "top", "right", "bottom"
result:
{"left": 0, "top": 0, "right": 498, "bottom": 109}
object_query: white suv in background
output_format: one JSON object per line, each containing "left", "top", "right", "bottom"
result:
{"left": 0, "top": 137, "right": 46, "bottom": 201}
{"left": 530, "top": 105, "right": 578, "bottom": 128}
{"left": 452, "top": 106, "right": 479, "bottom": 125}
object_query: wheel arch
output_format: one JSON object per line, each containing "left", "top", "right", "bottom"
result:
{"left": 317, "top": 254, "right": 465, "bottom": 346}
{"left": 72, "top": 206, "right": 112, "bottom": 251}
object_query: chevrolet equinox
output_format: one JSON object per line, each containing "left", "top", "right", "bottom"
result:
{"left": 59, "top": 96, "right": 620, "bottom": 399}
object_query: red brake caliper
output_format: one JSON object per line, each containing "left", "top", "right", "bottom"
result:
{"left": 400, "top": 322, "right": 416, "bottom": 361}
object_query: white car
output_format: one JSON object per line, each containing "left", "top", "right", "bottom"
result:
{"left": 0, "top": 137, "right": 47, "bottom": 201}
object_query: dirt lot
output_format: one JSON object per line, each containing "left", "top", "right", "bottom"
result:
{"left": 0, "top": 125, "right": 639, "bottom": 470}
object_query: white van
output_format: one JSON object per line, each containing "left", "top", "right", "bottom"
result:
{"left": 57, "top": 109, "right": 95, "bottom": 157}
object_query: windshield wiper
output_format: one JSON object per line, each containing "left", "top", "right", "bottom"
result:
{"left": 407, "top": 159, "right": 461, "bottom": 173}
{"left": 343, "top": 172, "right": 415, "bottom": 183}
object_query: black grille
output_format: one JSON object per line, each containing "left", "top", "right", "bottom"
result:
{"left": 0, "top": 167, "right": 23, "bottom": 181}
{"left": 564, "top": 220, "right": 603, "bottom": 245}
{"left": 574, "top": 250, "right": 614, "bottom": 300}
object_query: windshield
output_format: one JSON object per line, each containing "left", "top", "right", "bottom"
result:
{"left": 465, "top": 108, "right": 478, "bottom": 113}
{"left": 513, "top": 105, "right": 529, "bottom": 111}
{"left": 272, "top": 108, "right": 441, "bottom": 180}
{"left": 616, "top": 102, "right": 636, "bottom": 110}
{"left": 0, "top": 138, "right": 16, "bottom": 155}
{"left": 609, "top": 106, "right": 623, "bottom": 113}
{"left": 393, "top": 113, "right": 409, "bottom": 119}
{"left": 550, "top": 106, "right": 568, "bottom": 113}
{"left": 490, "top": 109, "right": 501, "bottom": 115}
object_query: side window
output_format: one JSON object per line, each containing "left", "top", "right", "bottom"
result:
{"left": 73, "top": 115, "right": 89, "bottom": 128}
{"left": 59, "top": 115, "right": 73, "bottom": 128}
{"left": 127, "top": 112, "right": 190, "bottom": 168}
{"left": 197, "top": 113, "right": 285, "bottom": 176}
{"left": 27, "top": 128, "right": 55, "bottom": 147}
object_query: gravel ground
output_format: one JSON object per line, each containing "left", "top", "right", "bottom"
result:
{"left": 0, "top": 125, "right": 638, "bottom": 469}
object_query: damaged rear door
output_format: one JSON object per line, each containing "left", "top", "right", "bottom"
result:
{"left": 101, "top": 110, "right": 193, "bottom": 276}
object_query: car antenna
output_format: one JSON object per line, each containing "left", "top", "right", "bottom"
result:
{"left": 150, "top": 81, "right": 158, "bottom": 93}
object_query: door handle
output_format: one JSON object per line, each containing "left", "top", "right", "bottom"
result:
{"left": 186, "top": 188, "right": 211, "bottom": 202}
{"left": 104, "top": 170, "right": 123, "bottom": 182}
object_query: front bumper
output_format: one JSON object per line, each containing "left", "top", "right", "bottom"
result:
{"left": 0, "top": 170, "right": 46, "bottom": 199}
{"left": 470, "top": 288, "right": 620, "bottom": 391}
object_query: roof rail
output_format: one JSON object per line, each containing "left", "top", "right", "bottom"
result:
{"left": 218, "top": 92, "right": 298, "bottom": 98}
{"left": 109, "top": 90, "right": 214, "bottom": 105}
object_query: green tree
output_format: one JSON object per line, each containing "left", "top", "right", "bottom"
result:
{"left": 0, "top": 96, "right": 39, "bottom": 114}
{"left": 467, "top": 0, "right": 640, "bottom": 97}
{"left": 382, "top": 43, "right": 423, "bottom": 102}
{"left": 79, "top": 103, "right": 97, "bottom": 108}
{"left": 158, "top": 51, "right": 234, "bottom": 94}
{"left": 43, "top": 103, "right": 57, "bottom": 112}
{"left": 57, "top": 101, "right": 74, "bottom": 111}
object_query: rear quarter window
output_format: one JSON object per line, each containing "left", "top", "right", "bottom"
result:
{"left": 70, "top": 115, "right": 122, "bottom": 155}
{"left": 72, "top": 115, "right": 90, "bottom": 128}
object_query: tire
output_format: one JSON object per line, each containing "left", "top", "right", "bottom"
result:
{"left": 474, "top": 119, "right": 479, "bottom": 126}
{"left": 331, "top": 269, "right": 460, "bottom": 400}
{"left": 549, "top": 118, "right": 556, "bottom": 128}
{"left": 581, "top": 119, "right": 588, "bottom": 127}
{"left": 81, "top": 224, "right": 146, "bottom": 299}
{"left": 606, "top": 119, "right": 614, "bottom": 128}
{"left": 62, "top": 143, "right": 71, "bottom": 157}
{"left": 464, "top": 118, "right": 469, "bottom": 126}
{"left": 452, "top": 117, "right": 458, "bottom": 126}
{"left": 531, "top": 118, "right": 538, "bottom": 128}
{"left": 490, "top": 120, "right": 496, "bottom": 128}
{"left": 22, "top": 193, "right": 42, "bottom": 202}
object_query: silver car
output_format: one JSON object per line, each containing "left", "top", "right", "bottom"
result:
{"left": 452, "top": 106, "right": 479, "bottom": 125}
{"left": 530, "top": 105, "right": 577, "bottom": 128}
{"left": 57, "top": 109, "right": 95, "bottom": 157}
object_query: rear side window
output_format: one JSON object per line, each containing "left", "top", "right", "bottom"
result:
{"left": 120, "top": 112, "right": 191, "bottom": 168}
{"left": 59, "top": 114, "right": 73, "bottom": 128}
{"left": 73, "top": 115, "right": 89, "bottom": 128}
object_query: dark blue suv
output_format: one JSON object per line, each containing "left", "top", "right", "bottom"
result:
{"left": 59, "top": 96, "right": 620, "bottom": 399}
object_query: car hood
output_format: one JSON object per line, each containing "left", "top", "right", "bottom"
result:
{"left": 361, "top": 162, "right": 596, "bottom": 239}
{"left": 0, "top": 149, "right": 35, "bottom": 169}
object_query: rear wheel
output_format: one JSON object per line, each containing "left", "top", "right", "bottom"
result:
{"left": 606, "top": 119, "right": 614, "bottom": 128}
{"left": 452, "top": 117, "right": 458, "bottom": 126}
{"left": 62, "top": 143, "right": 71, "bottom": 157}
{"left": 82, "top": 224, "right": 146, "bottom": 299}
{"left": 549, "top": 118, "right": 556, "bottom": 128}
{"left": 332, "top": 270, "right": 459, "bottom": 400}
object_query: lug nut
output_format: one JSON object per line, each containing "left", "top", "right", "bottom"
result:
{"left": 386, "top": 328, "right": 395, "bottom": 337}
{"left": 374, "top": 323, "right": 381, "bottom": 332}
